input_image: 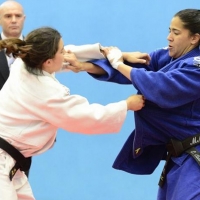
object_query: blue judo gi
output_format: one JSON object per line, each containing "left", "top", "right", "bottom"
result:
{"left": 90, "top": 46, "right": 200, "bottom": 200}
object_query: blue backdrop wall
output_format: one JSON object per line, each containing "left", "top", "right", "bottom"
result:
{"left": 0, "top": 0, "right": 199, "bottom": 199}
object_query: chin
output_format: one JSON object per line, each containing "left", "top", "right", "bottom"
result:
{"left": 168, "top": 52, "right": 173, "bottom": 57}
{"left": 168, "top": 51, "right": 176, "bottom": 58}
{"left": 11, "top": 31, "right": 20, "bottom": 37}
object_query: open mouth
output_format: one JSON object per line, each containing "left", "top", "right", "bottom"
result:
{"left": 168, "top": 45, "right": 173, "bottom": 49}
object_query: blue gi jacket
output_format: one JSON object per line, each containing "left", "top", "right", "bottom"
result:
{"left": 89, "top": 46, "right": 200, "bottom": 175}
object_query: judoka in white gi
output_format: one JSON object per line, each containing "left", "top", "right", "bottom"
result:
{"left": 0, "top": 27, "right": 145, "bottom": 200}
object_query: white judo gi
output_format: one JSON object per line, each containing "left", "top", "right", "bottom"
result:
{"left": 0, "top": 44, "right": 127, "bottom": 200}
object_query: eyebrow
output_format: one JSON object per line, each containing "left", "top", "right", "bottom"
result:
{"left": 4, "top": 13, "right": 23, "bottom": 16}
{"left": 169, "top": 27, "right": 181, "bottom": 32}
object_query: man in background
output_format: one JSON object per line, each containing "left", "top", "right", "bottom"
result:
{"left": 0, "top": 0, "right": 25, "bottom": 89}
{"left": 0, "top": 0, "right": 30, "bottom": 177}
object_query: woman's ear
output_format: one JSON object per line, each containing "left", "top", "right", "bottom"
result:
{"left": 191, "top": 33, "right": 200, "bottom": 45}
{"left": 42, "top": 58, "right": 52, "bottom": 71}
{"left": 44, "top": 59, "right": 51, "bottom": 65}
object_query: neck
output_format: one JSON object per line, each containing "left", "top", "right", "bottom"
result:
{"left": 2, "top": 32, "right": 22, "bottom": 39}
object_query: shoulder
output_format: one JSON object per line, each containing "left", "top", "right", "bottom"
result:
{"left": 192, "top": 56, "right": 200, "bottom": 67}
{"left": 10, "top": 58, "right": 70, "bottom": 99}
{"left": 179, "top": 56, "right": 200, "bottom": 69}
{"left": 150, "top": 47, "right": 170, "bottom": 62}
{"left": 149, "top": 47, "right": 171, "bottom": 69}
{"left": 150, "top": 46, "right": 169, "bottom": 57}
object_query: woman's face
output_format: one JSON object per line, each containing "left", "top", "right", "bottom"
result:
{"left": 167, "top": 16, "right": 196, "bottom": 58}
{"left": 42, "top": 38, "right": 65, "bottom": 73}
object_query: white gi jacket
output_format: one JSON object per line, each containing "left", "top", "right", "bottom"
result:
{"left": 0, "top": 44, "right": 127, "bottom": 158}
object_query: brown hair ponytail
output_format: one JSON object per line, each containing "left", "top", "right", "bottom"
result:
{"left": 0, "top": 38, "right": 31, "bottom": 58}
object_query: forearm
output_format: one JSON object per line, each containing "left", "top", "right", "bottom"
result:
{"left": 122, "top": 52, "right": 130, "bottom": 61}
{"left": 81, "top": 62, "right": 106, "bottom": 75}
{"left": 64, "top": 58, "right": 106, "bottom": 75}
{"left": 117, "top": 63, "right": 132, "bottom": 81}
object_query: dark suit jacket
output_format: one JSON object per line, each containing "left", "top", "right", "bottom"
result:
{"left": 0, "top": 35, "right": 10, "bottom": 90}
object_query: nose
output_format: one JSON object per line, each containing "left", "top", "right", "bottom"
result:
{"left": 11, "top": 16, "right": 17, "bottom": 23}
{"left": 167, "top": 32, "right": 173, "bottom": 42}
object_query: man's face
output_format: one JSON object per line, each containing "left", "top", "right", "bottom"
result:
{"left": 0, "top": 3, "right": 25, "bottom": 38}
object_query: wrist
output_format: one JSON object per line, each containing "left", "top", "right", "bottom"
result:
{"left": 113, "top": 61, "right": 123, "bottom": 69}
{"left": 80, "top": 62, "right": 89, "bottom": 71}
{"left": 122, "top": 52, "right": 128, "bottom": 60}
{"left": 126, "top": 99, "right": 130, "bottom": 110}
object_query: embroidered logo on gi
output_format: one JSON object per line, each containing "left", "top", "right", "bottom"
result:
{"left": 135, "top": 148, "right": 141, "bottom": 154}
{"left": 193, "top": 154, "right": 200, "bottom": 162}
{"left": 160, "top": 176, "right": 164, "bottom": 181}
{"left": 11, "top": 168, "right": 17, "bottom": 176}
{"left": 193, "top": 56, "right": 200, "bottom": 67}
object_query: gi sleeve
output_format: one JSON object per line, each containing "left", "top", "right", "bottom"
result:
{"left": 88, "top": 48, "right": 170, "bottom": 84}
{"left": 64, "top": 43, "right": 105, "bottom": 62}
{"left": 24, "top": 80, "right": 128, "bottom": 135}
{"left": 131, "top": 58, "right": 200, "bottom": 108}
{"left": 89, "top": 59, "right": 132, "bottom": 84}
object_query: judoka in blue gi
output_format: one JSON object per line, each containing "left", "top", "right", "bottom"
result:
{"left": 65, "top": 9, "right": 200, "bottom": 200}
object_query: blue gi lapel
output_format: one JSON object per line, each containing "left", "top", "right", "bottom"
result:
{"left": 162, "top": 46, "right": 200, "bottom": 72}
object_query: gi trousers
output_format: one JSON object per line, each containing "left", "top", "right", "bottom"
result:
{"left": 0, "top": 149, "right": 35, "bottom": 200}
{"left": 157, "top": 155, "right": 200, "bottom": 200}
